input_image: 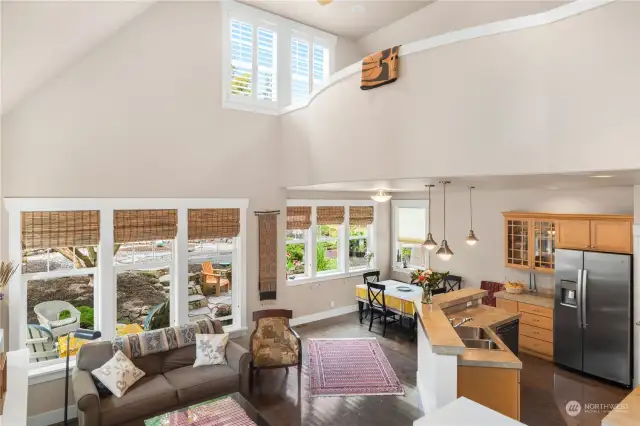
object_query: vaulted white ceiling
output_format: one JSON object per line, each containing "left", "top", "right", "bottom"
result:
{"left": 1, "top": 0, "right": 153, "bottom": 114}
{"left": 242, "top": 0, "right": 432, "bottom": 39}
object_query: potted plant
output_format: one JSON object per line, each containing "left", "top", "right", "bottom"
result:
{"left": 417, "top": 270, "right": 449, "bottom": 304}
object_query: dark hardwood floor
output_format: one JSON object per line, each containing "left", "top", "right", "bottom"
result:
{"left": 55, "top": 312, "right": 630, "bottom": 426}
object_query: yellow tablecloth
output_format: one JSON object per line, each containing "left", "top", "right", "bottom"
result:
{"left": 57, "top": 323, "right": 144, "bottom": 358}
{"left": 356, "top": 281, "right": 420, "bottom": 316}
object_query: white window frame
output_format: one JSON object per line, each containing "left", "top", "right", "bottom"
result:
{"left": 286, "top": 200, "right": 377, "bottom": 286}
{"left": 285, "top": 229, "right": 310, "bottom": 280}
{"left": 221, "top": 0, "right": 337, "bottom": 114}
{"left": 186, "top": 238, "right": 236, "bottom": 324}
{"left": 5, "top": 198, "right": 248, "bottom": 382}
{"left": 348, "top": 222, "right": 373, "bottom": 273}
{"left": 391, "top": 200, "right": 430, "bottom": 272}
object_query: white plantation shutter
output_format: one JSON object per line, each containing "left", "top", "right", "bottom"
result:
{"left": 313, "top": 44, "right": 329, "bottom": 90}
{"left": 291, "top": 38, "right": 310, "bottom": 105}
{"left": 257, "top": 28, "right": 277, "bottom": 102}
{"left": 230, "top": 20, "right": 253, "bottom": 96}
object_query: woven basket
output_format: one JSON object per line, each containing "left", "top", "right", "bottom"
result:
{"left": 505, "top": 286, "right": 525, "bottom": 294}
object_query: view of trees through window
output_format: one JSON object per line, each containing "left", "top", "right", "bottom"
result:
{"left": 349, "top": 225, "right": 369, "bottom": 270}
{"left": 317, "top": 225, "right": 339, "bottom": 273}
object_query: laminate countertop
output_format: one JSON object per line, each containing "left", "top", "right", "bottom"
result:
{"left": 494, "top": 290, "right": 554, "bottom": 309}
{"left": 415, "top": 289, "right": 522, "bottom": 369}
{"left": 601, "top": 386, "right": 640, "bottom": 426}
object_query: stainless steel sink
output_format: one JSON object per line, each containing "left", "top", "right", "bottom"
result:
{"left": 461, "top": 339, "right": 502, "bottom": 350}
{"left": 454, "top": 326, "right": 490, "bottom": 340}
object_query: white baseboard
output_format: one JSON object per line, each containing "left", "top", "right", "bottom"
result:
{"left": 28, "top": 405, "right": 77, "bottom": 426}
{"left": 290, "top": 304, "right": 359, "bottom": 327}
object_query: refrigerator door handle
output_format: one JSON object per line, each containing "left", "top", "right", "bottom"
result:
{"left": 582, "top": 269, "right": 588, "bottom": 328}
{"left": 576, "top": 269, "right": 583, "bottom": 327}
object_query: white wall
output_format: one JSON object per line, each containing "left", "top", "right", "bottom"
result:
{"left": 282, "top": 1, "right": 640, "bottom": 188}
{"left": 391, "top": 186, "right": 634, "bottom": 293}
{"left": 0, "top": 1, "right": 369, "bottom": 418}
{"left": 357, "top": 0, "right": 563, "bottom": 54}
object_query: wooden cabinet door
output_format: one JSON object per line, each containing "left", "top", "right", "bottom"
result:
{"left": 556, "top": 220, "right": 591, "bottom": 250}
{"left": 590, "top": 220, "right": 632, "bottom": 253}
{"left": 505, "top": 218, "right": 532, "bottom": 270}
{"left": 532, "top": 220, "right": 556, "bottom": 273}
{"left": 496, "top": 298, "right": 519, "bottom": 313}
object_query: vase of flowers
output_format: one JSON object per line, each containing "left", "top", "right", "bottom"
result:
{"left": 415, "top": 270, "right": 449, "bottom": 304}
{"left": 364, "top": 251, "right": 374, "bottom": 268}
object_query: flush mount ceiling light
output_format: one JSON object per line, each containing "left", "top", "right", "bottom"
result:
{"left": 371, "top": 189, "right": 392, "bottom": 203}
{"left": 589, "top": 175, "right": 613, "bottom": 178}
{"left": 317, "top": 0, "right": 333, "bottom": 5}
{"left": 436, "top": 181, "right": 454, "bottom": 261}
{"left": 465, "top": 186, "right": 479, "bottom": 246}
{"left": 423, "top": 184, "right": 438, "bottom": 250}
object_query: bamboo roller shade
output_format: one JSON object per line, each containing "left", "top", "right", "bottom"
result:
{"left": 317, "top": 206, "right": 345, "bottom": 225}
{"left": 349, "top": 206, "right": 374, "bottom": 226}
{"left": 188, "top": 209, "right": 240, "bottom": 240}
{"left": 114, "top": 209, "right": 177, "bottom": 243}
{"left": 286, "top": 207, "right": 311, "bottom": 230}
{"left": 22, "top": 211, "right": 100, "bottom": 250}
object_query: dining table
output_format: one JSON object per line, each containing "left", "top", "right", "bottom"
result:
{"left": 355, "top": 280, "right": 422, "bottom": 327}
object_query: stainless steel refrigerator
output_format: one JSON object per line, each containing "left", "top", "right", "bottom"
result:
{"left": 554, "top": 249, "right": 633, "bottom": 386}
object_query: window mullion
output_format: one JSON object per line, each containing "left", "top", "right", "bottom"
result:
{"left": 98, "top": 208, "right": 115, "bottom": 341}
{"left": 174, "top": 207, "right": 189, "bottom": 326}
{"left": 341, "top": 208, "right": 349, "bottom": 273}
{"left": 280, "top": 27, "right": 292, "bottom": 108}
{"left": 310, "top": 206, "right": 317, "bottom": 279}
{"left": 251, "top": 21, "right": 258, "bottom": 100}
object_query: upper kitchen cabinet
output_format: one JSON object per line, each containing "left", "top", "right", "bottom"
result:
{"left": 503, "top": 213, "right": 633, "bottom": 272}
{"left": 504, "top": 213, "right": 556, "bottom": 273}
{"left": 556, "top": 220, "right": 591, "bottom": 250}
{"left": 556, "top": 215, "right": 633, "bottom": 254}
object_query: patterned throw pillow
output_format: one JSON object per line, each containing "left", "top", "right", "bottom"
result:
{"left": 91, "top": 350, "right": 145, "bottom": 398}
{"left": 193, "top": 333, "right": 228, "bottom": 367}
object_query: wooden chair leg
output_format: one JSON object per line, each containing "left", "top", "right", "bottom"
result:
{"left": 249, "top": 361, "right": 254, "bottom": 392}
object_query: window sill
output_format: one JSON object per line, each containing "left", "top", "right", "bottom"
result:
{"left": 286, "top": 268, "right": 378, "bottom": 286}
{"left": 392, "top": 266, "right": 423, "bottom": 274}
{"left": 29, "top": 359, "right": 74, "bottom": 385}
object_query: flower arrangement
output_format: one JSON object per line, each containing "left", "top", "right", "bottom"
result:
{"left": 364, "top": 251, "right": 374, "bottom": 267}
{"left": 411, "top": 269, "right": 449, "bottom": 304}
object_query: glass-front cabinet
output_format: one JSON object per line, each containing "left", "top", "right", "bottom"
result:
{"left": 504, "top": 213, "right": 556, "bottom": 273}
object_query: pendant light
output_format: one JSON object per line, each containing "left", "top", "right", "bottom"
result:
{"left": 425, "top": 251, "right": 433, "bottom": 274}
{"left": 371, "top": 189, "right": 392, "bottom": 203}
{"left": 466, "top": 186, "right": 479, "bottom": 246}
{"left": 436, "top": 181, "right": 454, "bottom": 261}
{"left": 422, "top": 184, "right": 438, "bottom": 250}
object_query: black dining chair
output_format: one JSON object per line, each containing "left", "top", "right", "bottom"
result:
{"left": 442, "top": 275, "right": 462, "bottom": 292}
{"left": 367, "top": 282, "right": 401, "bottom": 337}
{"left": 363, "top": 271, "right": 380, "bottom": 284}
{"left": 432, "top": 287, "right": 447, "bottom": 295}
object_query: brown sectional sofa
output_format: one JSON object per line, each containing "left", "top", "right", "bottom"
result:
{"left": 72, "top": 338, "right": 250, "bottom": 426}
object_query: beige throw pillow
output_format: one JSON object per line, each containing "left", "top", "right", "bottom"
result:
{"left": 193, "top": 333, "right": 229, "bottom": 367}
{"left": 92, "top": 350, "right": 145, "bottom": 398}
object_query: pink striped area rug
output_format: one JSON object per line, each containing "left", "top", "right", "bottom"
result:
{"left": 308, "top": 338, "right": 405, "bottom": 397}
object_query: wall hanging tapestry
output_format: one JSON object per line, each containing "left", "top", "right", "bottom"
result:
{"left": 360, "top": 45, "right": 400, "bottom": 90}
{"left": 257, "top": 210, "right": 279, "bottom": 301}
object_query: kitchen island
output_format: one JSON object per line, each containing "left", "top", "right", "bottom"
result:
{"left": 415, "top": 288, "right": 522, "bottom": 420}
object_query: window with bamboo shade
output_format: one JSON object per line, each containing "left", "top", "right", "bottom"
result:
{"left": 316, "top": 207, "right": 343, "bottom": 274}
{"left": 286, "top": 207, "right": 311, "bottom": 278}
{"left": 114, "top": 209, "right": 178, "bottom": 243}
{"left": 188, "top": 209, "right": 240, "bottom": 240}
{"left": 21, "top": 211, "right": 100, "bottom": 273}
{"left": 349, "top": 206, "right": 374, "bottom": 271}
